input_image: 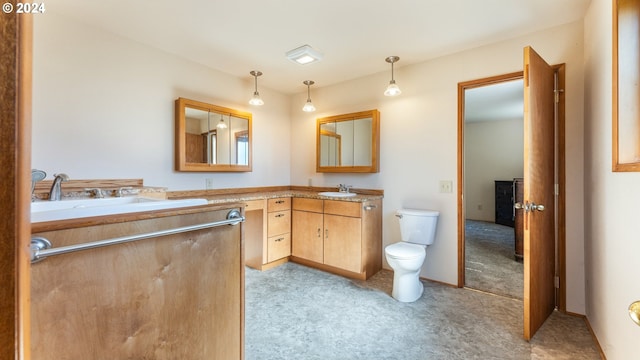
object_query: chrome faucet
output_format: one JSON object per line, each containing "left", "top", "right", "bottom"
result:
{"left": 115, "top": 186, "right": 133, "bottom": 197}
{"left": 338, "top": 184, "right": 352, "bottom": 193}
{"left": 49, "top": 173, "right": 69, "bottom": 201}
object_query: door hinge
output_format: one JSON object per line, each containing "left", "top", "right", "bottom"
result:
{"left": 554, "top": 184, "right": 559, "bottom": 196}
{"left": 554, "top": 276, "right": 560, "bottom": 289}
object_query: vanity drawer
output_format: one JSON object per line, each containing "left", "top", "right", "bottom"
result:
{"left": 267, "top": 233, "right": 291, "bottom": 262}
{"left": 244, "top": 199, "right": 266, "bottom": 212}
{"left": 268, "top": 198, "right": 291, "bottom": 212}
{"left": 324, "top": 200, "right": 361, "bottom": 218}
{"left": 267, "top": 211, "right": 291, "bottom": 237}
{"left": 292, "top": 198, "right": 323, "bottom": 213}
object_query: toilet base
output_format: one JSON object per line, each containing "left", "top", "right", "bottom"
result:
{"left": 391, "top": 270, "right": 424, "bottom": 302}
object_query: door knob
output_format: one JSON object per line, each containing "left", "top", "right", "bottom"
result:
{"left": 514, "top": 202, "right": 544, "bottom": 212}
{"left": 530, "top": 203, "right": 545, "bottom": 212}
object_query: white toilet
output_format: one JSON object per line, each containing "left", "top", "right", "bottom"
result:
{"left": 385, "top": 208, "right": 439, "bottom": 302}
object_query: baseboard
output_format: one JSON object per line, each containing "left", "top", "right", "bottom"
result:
{"left": 565, "top": 312, "right": 606, "bottom": 360}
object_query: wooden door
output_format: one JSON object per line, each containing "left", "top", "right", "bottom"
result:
{"left": 323, "top": 214, "right": 362, "bottom": 273}
{"left": 523, "top": 46, "right": 556, "bottom": 340}
{"left": 1, "top": 9, "right": 33, "bottom": 359}
{"left": 291, "top": 210, "right": 324, "bottom": 263}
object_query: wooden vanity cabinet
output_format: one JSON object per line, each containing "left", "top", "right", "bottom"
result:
{"left": 266, "top": 198, "right": 291, "bottom": 263}
{"left": 291, "top": 198, "right": 324, "bottom": 263}
{"left": 244, "top": 199, "right": 267, "bottom": 269}
{"left": 291, "top": 198, "right": 382, "bottom": 280}
{"left": 245, "top": 197, "right": 291, "bottom": 270}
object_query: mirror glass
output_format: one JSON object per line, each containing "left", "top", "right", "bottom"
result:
{"left": 613, "top": 0, "right": 640, "bottom": 171}
{"left": 176, "top": 97, "right": 251, "bottom": 172}
{"left": 316, "top": 109, "right": 379, "bottom": 173}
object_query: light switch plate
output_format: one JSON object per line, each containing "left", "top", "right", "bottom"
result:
{"left": 439, "top": 180, "right": 453, "bottom": 193}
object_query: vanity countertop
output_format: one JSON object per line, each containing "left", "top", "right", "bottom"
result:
{"left": 167, "top": 186, "right": 383, "bottom": 205}
{"left": 204, "top": 190, "right": 381, "bottom": 204}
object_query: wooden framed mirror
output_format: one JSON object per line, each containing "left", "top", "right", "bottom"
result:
{"left": 613, "top": 0, "right": 640, "bottom": 171}
{"left": 175, "top": 97, "right": 252, "bottom": 172}
{"left": 316, "top": 109, "right": 380, "bottom": 173}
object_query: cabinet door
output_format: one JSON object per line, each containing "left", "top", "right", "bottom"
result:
{"left": 291, "top": 210, "right": 323, "bottom": 263}
{"left": 323, "top": 214, "right": 362, "bottom": 273}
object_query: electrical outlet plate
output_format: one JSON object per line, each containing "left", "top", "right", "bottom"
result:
{"left": 205, "top": 178, "right": 214, "bottom": 189}
{"left": 439, "top": 180, "right": 453, "bottom": 193}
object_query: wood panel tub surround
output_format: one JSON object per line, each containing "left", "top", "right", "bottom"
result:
{"left": 30, "top": 203, "right": 245, "bottom": 359}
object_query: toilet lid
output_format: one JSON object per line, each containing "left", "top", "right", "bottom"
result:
{"left": 386, "top": 242, "right": 425, "bottom": 259}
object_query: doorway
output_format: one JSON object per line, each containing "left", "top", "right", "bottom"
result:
{"left": 456, "top": 69, "right": 567, "bottom": 311}
{"left": 463, "top": 77, "right": 525, "bottom": 299}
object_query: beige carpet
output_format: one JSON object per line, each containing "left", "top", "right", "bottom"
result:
{"left": 465, "top": 219, "right": 524, "bottom": 299}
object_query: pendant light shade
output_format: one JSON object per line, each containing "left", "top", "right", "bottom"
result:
{"left": 249, "top": 70, "right": 264, "bottom": 106}
{"left": 217, "top": 114, "right": 228, "bottom": 129}
{"left": 384, "top": 56, "right": 402, "bottom": 96}
{"left": 302, "top": 80, "right": 316, "bottom": 112}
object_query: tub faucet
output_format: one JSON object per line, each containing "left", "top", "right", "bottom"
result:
{"left": 85, "top": 188, "right": 104, "bottom": 199}
{"left": 48, "top": 173, "right": 69, "bottom": 201}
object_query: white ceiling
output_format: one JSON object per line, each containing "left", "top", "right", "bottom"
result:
{"left": 465, "top": 79, "right": 524, "bottom": 123}
{"left": 49, "top": 0, "right": 591, "bottom": 95}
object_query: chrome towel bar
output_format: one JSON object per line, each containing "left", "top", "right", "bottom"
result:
{"left": 30, "top": 209, "right": 244, "bottom": 263}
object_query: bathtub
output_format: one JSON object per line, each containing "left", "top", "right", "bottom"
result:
{"left": 31, "top": 197, "right": 208, "bottom": 223}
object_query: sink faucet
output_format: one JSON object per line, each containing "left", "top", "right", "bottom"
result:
{"left": 338, "top": 184, "right": 352, "bottom": 193}
{"left": 115, "top": 186, "right": 133, "bottom": 197}
{"left": 49, "top": 173, "right": 69, "bottom": 201}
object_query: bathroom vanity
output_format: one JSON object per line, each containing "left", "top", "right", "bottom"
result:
{"left": 291, "top": 197, "right": 382, "bottom": 280}
{"left": 30, "top": 201, "right": 245, "bottom": 359}
{"left": 170, "top": 187, "right": 384, "bottom": 280}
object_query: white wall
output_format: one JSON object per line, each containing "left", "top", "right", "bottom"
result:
{"left": 32, "top": 13, "right": 291, "bottom": 190}
{"left": 464, "top": 118, "right": 524, "bottom": 222}
{"left": 584, "top": 0, "right": 640, "bottom": 358}
{"left": 290, "top": 20, "right": 586, "bottom": 313}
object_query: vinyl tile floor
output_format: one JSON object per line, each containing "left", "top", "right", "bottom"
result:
{"left": 245, "top": 262, "right": 601, "bottom": 360}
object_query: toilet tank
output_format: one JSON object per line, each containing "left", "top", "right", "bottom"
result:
{"left": 397, "top": 208, "right": 439, "bottom": 245}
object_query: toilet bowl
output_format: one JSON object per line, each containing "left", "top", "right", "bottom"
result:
{"left": 385, "top": 208, "right": 439, "bottom": 302}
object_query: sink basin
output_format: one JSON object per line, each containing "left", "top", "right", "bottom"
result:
{"left": 31, "top": 197, "right": 208, "bottom": 223}
{"left": 318, "top": 192, "right": 357, "bottom": 198}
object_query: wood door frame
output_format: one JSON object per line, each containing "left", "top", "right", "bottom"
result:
{"left": 1, "top": 7, "right": 33, "bottom": 359}
{"left": 456, "top": 68, "right": 566, "bottom": 312}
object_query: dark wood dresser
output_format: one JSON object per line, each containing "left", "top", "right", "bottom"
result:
{"left": 513, "top": 178, "right": 524, "bottom": 261}
{"left": 494, "top": 179, "right": 524, "bottom": 261}
{"left": 494, "top": 180, "right": 515, "bottom": 227}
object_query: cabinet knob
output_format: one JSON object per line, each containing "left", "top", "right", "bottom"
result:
{"left": 275, "top": 213, "right": 285, "bottom": 218}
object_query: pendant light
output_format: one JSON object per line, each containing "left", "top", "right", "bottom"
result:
{"left": 302, "top": 80, "right": 316, "bottom": 112}
{"left": 249, "top": 70, "right": 264, "bottom": 106}
{"left": 384, "top": 56, "right": 402, "bottom": 96}
{"left": 217, "top": 114, "right": 228, "bottom": 129}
